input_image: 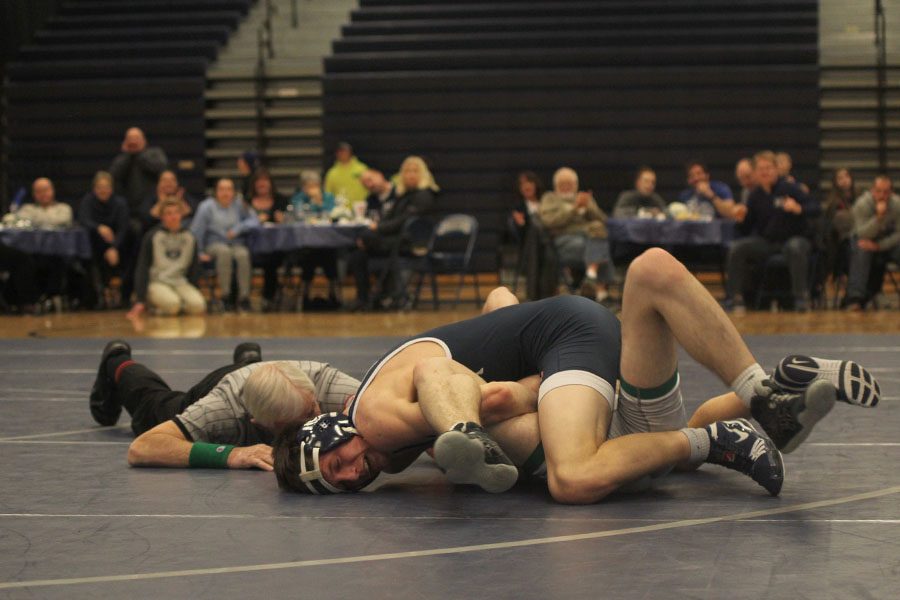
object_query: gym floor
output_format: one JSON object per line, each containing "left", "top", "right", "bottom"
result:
{"left": 0, "top": 330, "right": 898, "bottom": 598}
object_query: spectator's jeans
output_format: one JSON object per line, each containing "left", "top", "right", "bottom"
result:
{"left": 553, "top": 233, "right": 615, "bottom": 283}
{"left": 148, "top": 281, "right": 207, "bottom": 315}
{"left": 207, "top": 242, "right": 251, "bottom": 301}
{"left": 726, "top": 235, "right": 811, "bottom": 301}
{"left": 846, "top": 239, "right": 900, "bottom": 301}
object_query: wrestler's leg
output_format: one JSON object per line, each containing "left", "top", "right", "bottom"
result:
{"left": 539, "top": 386, "right": 692, "bottom": 504}
{"left": 622, "top": 249, "right": 835, "bottom": 455}
{"left": 620, "top": 248, "right": 755, "bottom": 389}
{"left": 481, "top": 286, "right": 519, "bottom": 314}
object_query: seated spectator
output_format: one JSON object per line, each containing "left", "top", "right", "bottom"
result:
{"left": 16, "top": 177, "right": 73, "bottom": 228}
{"left": 190, "top": 178, "right": 259, "bottom": 312}
{"left": 677, "top": 160, "right": 737, "bottom": 220}
{"left": 539, "top": 167, "right": 613, "bottom": 302}
{"left": 77, "top": 171, "right": 131, "bottom": 309}
{"left": 725, "top": 150, "right": 821, "bottom": 312}
{"left": 141, "top": 170, "right": 195, "bottom": 230}
{"left": 612, "top": 166, "right": 667, "bottom": 218}
{"left": 324, "top": 141, "right": 369, "bottom": 210}
{"left": 247, "top": 168, "right": 289, "bottom": 311}
{"left": 821, "top": 167, "right": 858, "bottom": 283}
{"left": 286, "top": 171, "right": 340, "bottom": 310}
{"left": 236, "top": 150, "right": 261, "bottom": 201}
{"left": 347, "top": 155, "right": 438, "bottom": 310}
{"left": 128, "top": 198, "right": 206, "bottom": 318}
{"left": 842, "top": 175, "right": 900, "bottom": 310}
{"left": 290, "top": 171, "right": 336, "bottom": 220}
{"left": 509, "top": 171, "right": 556, "bottom": 300}
{"left": 511, "top": 171, "right": 545, "bottom": 239}
{"left": 775, "top": 151, "right": 810, "bottom": 195}
{"left": 734, "top": 157, "right": 755, "bottom": 204}
{"left": 14, "top": 177, "right": 73, "bottom": 306}
{"left": 360, "top": 168, "right": 397, "bottom": 220}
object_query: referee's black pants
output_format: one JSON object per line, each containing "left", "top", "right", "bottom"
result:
{"left": 116, "top": 362, "right": 243, "bottom": 436}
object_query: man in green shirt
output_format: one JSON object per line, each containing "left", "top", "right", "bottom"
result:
{"left": 324, "top": 141, "right": 369, "bottom": 208}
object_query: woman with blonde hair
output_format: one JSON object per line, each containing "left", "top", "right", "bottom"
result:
{"left": 347, "top": 155, "right": 438, "bottom": 311}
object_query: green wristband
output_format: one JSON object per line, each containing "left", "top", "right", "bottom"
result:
{"left": 188, "top": 442, "right": 235, "bottom": 468}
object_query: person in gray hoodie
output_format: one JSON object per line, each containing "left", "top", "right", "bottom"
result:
{"left": 129, "top": 198, "right": 206, "bottom": 317}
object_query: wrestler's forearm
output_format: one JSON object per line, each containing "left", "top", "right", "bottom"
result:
{"left": 413, "top": 357, "right": 484, "bottom": 432}
{"left": 479, "top": 376, "right": 540, "bottom": 426}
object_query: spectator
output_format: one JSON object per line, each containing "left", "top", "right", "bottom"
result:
{"left": 128, "top": 198, "right": 206, "bottom": 318}
{"left": 17, "top": 177, "right": 73, "bottom": 228}
{"left": 323, "top": 141, "right": 368, "bottom": 209}
{"left": 360, "top": 168, "right": 397, "bottom": 220}
{"left": 141, "top": 170, "right": 195, "bottom": 230}
{"left": 677, "top": 160, "right": 737, "bottom": 220}
{"left": 14, "top": 177, "right": 73, "bottom": 305}
{"left": 77, "top": 171, "right": 131, "bottom": 309}
{"left": 109, "top": 127, "right": 168, "bottom": 218}
{"left": 290, "top": 170, "right": 336, "bottom": 219}
{"left": 109, "top": 127, "right": 166, "bottom": 304}
{"left": 247, "top": 168, "right": 288, "bottom": 225}
{"left": 775, "top": 151, "right": 810, "bottom": 195}
{"left": 191, "top": 178, "right": 258, "bottom": 312}
{"left": 612, "top": 166, "right": 667, "bottom": 218}
{"left": 734, "top": 157, "right": 755, "bottom": 204}
{"left": 511, "top": 171, "right": 545, "bottom": 239}
{"left": 236, "top": 150, "right": 261, "bottom": 201}
{"left": 539, "top": 167, "right": 613, "bottom": 302}
{"left": 286, "top": 170, "right": 340, "bottom": 310}
{"left": 725, "top": 150, "right": 821, "bottom": 312}
{"left": 247, "top": 168, "right": 289, "bottom": 310}
{"left": 842, "top": 175, "right": 900, "bottom": 310}
{"left": 347, "top": 155, "right": 438, "bottom": 311}
{"left": 821, "top": 167, "right": 858, "bottom": 284}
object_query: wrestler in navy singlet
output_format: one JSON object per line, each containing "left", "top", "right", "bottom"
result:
{"left": 349, "top": 296, "right": 621, "bottom": 423}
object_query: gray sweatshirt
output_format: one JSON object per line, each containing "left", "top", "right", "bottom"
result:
{"left": 853, "top": 191, "right": 900, "bottom": 251}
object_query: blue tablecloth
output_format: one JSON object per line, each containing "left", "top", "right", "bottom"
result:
{"left": 0, "top": 227, "right": 92, "bottom": 259}
{"left": 247, "top": 223, "right": 365, "bottom": 254}
{"left": 606, "top": 218, "right": 735, "bottom": 246}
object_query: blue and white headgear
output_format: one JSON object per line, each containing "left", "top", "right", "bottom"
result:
{"left": 295, "top": 412, "right": 359, "bottom": 494}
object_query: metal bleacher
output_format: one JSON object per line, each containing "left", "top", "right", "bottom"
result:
{"left": 322, "top": 0, "right": 821, "bottom": 275}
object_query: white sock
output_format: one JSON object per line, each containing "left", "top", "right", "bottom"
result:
{"left": 680, "top": 427, "right": 710, "bottom": 465}
{"left": 730, "top": 363, "right": 768, "bottom": 407}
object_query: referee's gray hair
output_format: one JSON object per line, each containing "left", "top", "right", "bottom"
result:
{"left": 242, "top": 362, "right": 317, "bottom": 427}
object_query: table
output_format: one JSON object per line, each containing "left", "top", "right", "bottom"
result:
{"left": 247, "top": 222, "right": 366, "bottom": 254}
{"left": 606, "top": 218, "right": 735, "bottom": 247}
{"left": 0, "top": 227, "right": 92, "bottom": 259}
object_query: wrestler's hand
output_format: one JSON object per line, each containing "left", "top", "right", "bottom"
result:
{"left": 226, "top": 444, "right": 274, "bottom": 471}
{"left": 479, "top": 376, "right": 540, "bottom": 425}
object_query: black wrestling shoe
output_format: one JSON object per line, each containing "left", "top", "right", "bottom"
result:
{"left": 433, "top": 422, "right": 519, "bottom": 494}
{"left": 751, "top": 379, "right": 836, "bottom": 454}
{"left": 773, "top": 355, "right": 880, "bottom": 407}
{"left": 89, "top": 340, "right": 131, "bottom": 426}
{"left": 233, "top": 342, "right": 262, "bottom": 365}
{"left": 705, "top": 419, "right": 784, "bottom": 496}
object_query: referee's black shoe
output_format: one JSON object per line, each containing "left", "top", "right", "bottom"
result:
{"left": 233, "top": 342, "right": 262, "bottom": 365}
{"left": 89, "top": 340, "right": 131, "bottom": 426}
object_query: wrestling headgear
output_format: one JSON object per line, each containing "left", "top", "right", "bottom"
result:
{"left": 294, "top": 412, "right": 360, "bottom": 494}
